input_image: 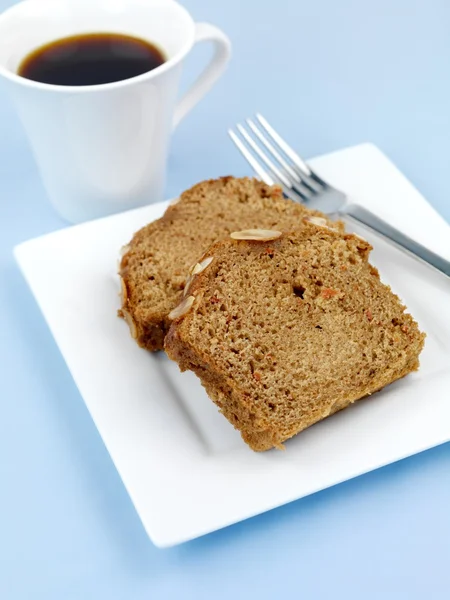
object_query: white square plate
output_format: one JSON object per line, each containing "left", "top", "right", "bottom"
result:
{"left": 14, "top": 143, "right": 450, "bottom": 547}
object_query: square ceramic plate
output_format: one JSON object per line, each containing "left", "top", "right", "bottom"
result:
{"left": 14, "top": 143, "right": 450, "bottom": 547}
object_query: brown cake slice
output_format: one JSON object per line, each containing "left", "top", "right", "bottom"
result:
{"left": 119, "top": 176, "right": 342, "bottom": 350}
{"left": 164, "top": 224, "right": 425, "bottom": 451}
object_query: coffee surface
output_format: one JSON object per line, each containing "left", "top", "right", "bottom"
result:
{"left": 18, "top": 32, "right": 166, "bottom": 86}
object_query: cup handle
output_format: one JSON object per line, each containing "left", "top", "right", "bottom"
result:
{"left": 173, "top": 22, "right": 231, "bottom": 129}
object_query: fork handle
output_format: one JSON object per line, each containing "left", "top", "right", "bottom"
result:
{"left": 341, "top": 204, "right": 450, "bottom": 278}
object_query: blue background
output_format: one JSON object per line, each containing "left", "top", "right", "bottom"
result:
{"left": 1, "top": 0, "right": 449, "bottom": 598}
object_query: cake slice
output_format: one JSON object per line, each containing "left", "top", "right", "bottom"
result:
{"left": 119, "top": 177, "right": 342, "bottom": 351}
{"left": 165, "top": 223, "right": 425, "bottom": 451}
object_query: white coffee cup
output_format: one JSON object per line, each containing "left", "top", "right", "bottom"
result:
{"left": 0, "top": 0, "right": 231, "bottom": 223}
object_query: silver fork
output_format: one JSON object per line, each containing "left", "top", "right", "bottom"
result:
{"left": 229, "top": 114, "right": 450, "bottom": 278}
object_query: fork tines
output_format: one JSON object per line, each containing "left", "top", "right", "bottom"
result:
{"left": 228, "top": 114, "right": 324, "bottom": 203}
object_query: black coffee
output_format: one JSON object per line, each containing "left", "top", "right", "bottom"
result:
{"left": 18, "top": 32, "right": 166, "bottom": 86}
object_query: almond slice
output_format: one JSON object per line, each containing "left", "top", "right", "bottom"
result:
{"left": 353, "top": 233, "right": 368, "bottom": 243}
{"left": 192, "top": 256, "right": 214, "bottom": 275}
{"left": 198, "top": 256, "right": 214, "bottom": 271}
{"left": 191, "top": 263, "right": 203, "bottom": 276}
{"left": 183, "top": 274, "right": 194, "bottom": 297}
{"left": 119, "top": 276, "right": 128, "bottom": 304}
{"left": 230, "top": 229, "right": 282, "bottom": 241}
{"left": 184, "top": 257, "right": 214, "bottom": 296}
{"left": 119, "top": 243, "right": 131, "bottom": 257}
{"left": 169, "top": 295, "right": 195, "bottom": 320}
{"left": 303, "top": 216, "right": 334, "bottom": 230}
{"left": 122, "top": 309, "right": 137, "bottom": 339}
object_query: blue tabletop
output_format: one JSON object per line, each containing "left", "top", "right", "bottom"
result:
{"left": 1, "top": 0, "right": 449, "bottom": 598}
